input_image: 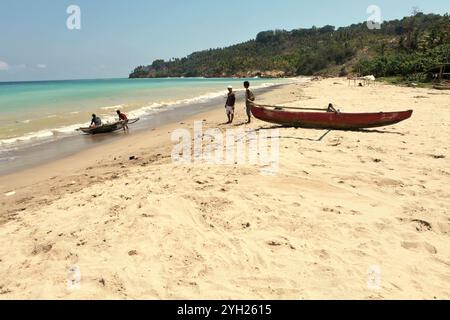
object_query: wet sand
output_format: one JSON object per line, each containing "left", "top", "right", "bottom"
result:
{"left": 0, "top": 85, "right": 284, "bottom": 175}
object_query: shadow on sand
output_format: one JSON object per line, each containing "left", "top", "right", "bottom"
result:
{"left": 252, "top": 125, "right": 406, "bottom": 142}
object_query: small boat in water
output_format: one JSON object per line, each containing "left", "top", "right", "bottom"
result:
{"left": 250, "top": 103, "right": 413, "bottom": 130}
{"left": 78, "top": 118, "right": 140, "bottom": 135}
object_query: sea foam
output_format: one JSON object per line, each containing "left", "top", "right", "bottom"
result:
{"left": 0, "top": 80, "right": 290, "bottom": 153}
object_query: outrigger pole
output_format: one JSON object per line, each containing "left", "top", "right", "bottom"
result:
{"left": 248, "top": 100, "right": 328, "bottom": 112}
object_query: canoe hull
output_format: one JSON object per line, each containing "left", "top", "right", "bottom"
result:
{"left": 78, "top": 118, "right": 140, "bottom": 135}
{"left": 80, "top": 122, "right": 124, "bottom": 134}
{"left": 251, "top": 105, "right": 413, "bottom": 130}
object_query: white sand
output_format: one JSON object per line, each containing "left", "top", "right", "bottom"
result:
{"left": 0, "top": 78, "right": 449, "bottom": 299}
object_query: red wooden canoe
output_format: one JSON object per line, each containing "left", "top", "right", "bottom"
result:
{"left": 251, "top": 104, "right": 413, "bottom": 130}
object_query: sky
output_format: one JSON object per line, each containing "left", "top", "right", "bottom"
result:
{"left": 0, "top": 0, "right": 448, "bottom": 81}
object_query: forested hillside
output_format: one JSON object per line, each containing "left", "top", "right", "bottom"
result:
{"left": 130, "top": 13, "right": 450, "bottom": 79}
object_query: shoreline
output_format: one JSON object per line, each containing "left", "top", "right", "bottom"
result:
{"left": 1, "top": 78, "right": 449, "bottom": 299}
{"left": 0, "top": 81, "right": 304, "bottom": 193}
{"left": 0, "top": 78, "right": 293, "bottom": 160}
{"left": 0, "top": 82, "right": 293, "bottom": 176}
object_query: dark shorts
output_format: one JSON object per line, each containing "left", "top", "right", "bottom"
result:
{"left": 246, "top": 105, "right": 252, "bottom": 117}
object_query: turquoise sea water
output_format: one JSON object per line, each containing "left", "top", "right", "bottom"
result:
{"left": 0, "top": 77, "right": 290, "bottom": 149}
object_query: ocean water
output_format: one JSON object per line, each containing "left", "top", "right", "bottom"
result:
{"left": 0, "top": 77, "right": 290, "bottom": 155}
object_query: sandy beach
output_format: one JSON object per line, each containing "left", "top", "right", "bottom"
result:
{"left": 0, "top": 78, "right": 449, "bottom": 299}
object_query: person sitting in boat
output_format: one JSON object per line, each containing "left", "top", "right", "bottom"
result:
{"left": 90, "top": 114, "right": 102, "bottom": 128}
{"left": 225, "top": 85, "right": 236, "bottom": 124}
{"left": 117, "top": 110, "right": 129, "bottom": 132}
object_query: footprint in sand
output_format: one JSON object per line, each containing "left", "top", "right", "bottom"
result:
{"left": 31, "top": 243, "right": 54, "bottom": 255}
{"left": 401, "top": 241, "right": 438, "bottom": 254}
{"left": 437, "top": 222, "right": 450, "bottom": 235}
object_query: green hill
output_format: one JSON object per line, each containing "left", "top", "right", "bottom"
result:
{"left": 130, "top": 12, "right": 450, "bottom": 80}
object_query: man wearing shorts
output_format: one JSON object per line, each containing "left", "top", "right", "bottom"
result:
{"left": 225, "top": 85, "right": 236, "bottom": 124}
{"left": 244, "top": 81, "right": 255, "bottom": 124}
{"left": 116, "top": 109, "right": 129, "bottom": 132}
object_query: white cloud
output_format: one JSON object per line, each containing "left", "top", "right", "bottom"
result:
{"left": 0, "top": 60, "right": 9, "bottom": 71}
{"left": 36, "top": 64, "right": 47, "bottom": 69}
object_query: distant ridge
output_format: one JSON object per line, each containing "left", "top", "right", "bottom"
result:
{"left": 130, "top": 13, "right": 450, "bottom": 79}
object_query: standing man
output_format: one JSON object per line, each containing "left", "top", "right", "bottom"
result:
{"left": 225, "top": 85, "right": 236, "bottom": 124}
{"left": 116, "top": 109, "right": 129, "bottom": 132}
{"left": 244, "top": 81, "right": 255, "bottom": 124}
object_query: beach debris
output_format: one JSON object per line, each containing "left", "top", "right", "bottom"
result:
{"left": 5, "top": 191, "right": 15, "bottom": 197}
{"left": 412, "top": 219, "right": 433, "bottom": 232}
{"left": 129, "top": 156, "right": 137, "bottom": 161}
{"left": 120, "top": 194, "right": 132, "bottom": 201}
{"left": 267, "top": 240, "right": 296, "bottom": 250}
{"left": 373, "top": 158, "right": 382, "bottom": 163}
{"left": 99, "top": 278, "right": 106, "bottom": 286}
{"left": 128, "top": 250, "right": 138, "bottom": 256}
{"left": 76, "top": 240, "right": 87, "bottom": 247}
{"left": 242, "top": 222, "right": 251, "bottom": 229}
{"left": 431, "top": 154, "right": 445, "bottom": 159}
